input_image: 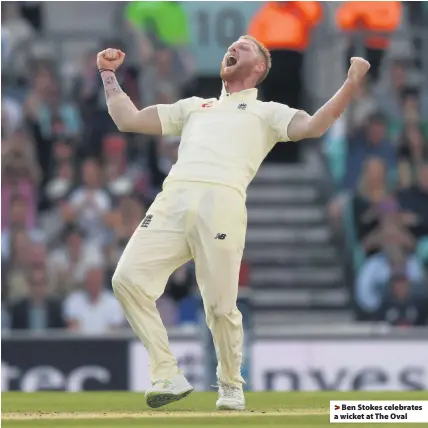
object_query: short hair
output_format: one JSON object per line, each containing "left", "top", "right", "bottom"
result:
{"left": 367, "top": 112, "right": 387, "bottom": 125}
{"left": 10, "top": 194, "right": 26, "bottom": 206}
{"left": 401, "top": 87, "right": 419, "bottom": 103}
{"left": 63, "top": 224, "right": 85, "bottom": 241}
{"left": 391, "top": 59, "right": 406, "bottom": 69}
{"left": 241, "top": 35, "right": 272, "bottom": 84}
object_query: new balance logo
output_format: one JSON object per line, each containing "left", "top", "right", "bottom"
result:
{"left": 215, "top": 233, "right": 227, "bottom": 240}
{"left": 140, "top": 214, "right": 153, "bottom": 228}
{"left": 237, "top": 103, "right": 247, "bottom": 110}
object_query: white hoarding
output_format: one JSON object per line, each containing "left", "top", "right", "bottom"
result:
{"left": 252, "top": 341, "right": 428, "bottom": 391}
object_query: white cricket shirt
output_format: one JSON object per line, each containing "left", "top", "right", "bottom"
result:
{"left": 157, "top": 87, "right": 299, "bottom": 196}
{"left": 63, "top": 290, "right": 125, "bottom": 334}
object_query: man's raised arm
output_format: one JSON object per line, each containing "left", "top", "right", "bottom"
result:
{"left": 287, "top": 57, "right": 371, "bottom": 142}
{"left": 98, "top": 48, "right": 162, "bottom": 135}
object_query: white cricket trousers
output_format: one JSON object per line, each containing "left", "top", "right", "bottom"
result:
{"left": 112, "top": 181, "right": 246, "bottom": 387}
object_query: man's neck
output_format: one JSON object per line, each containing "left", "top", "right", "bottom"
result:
{"left": 367, "top": 188, "right": 387, "bottom": 202}
{"left": 10, "top": 223, "right": 25, "bottom": 231}
{"left": 31, "top": 296, "right": 46, "bottom": 307}
{"left": 223, "top": 80, "right": 255, "bottom": 95}
{"left": 68, "top": 249, "right": 80, "bottom": 262}
{"left": 88, "top": 291, "right": 102, "bottom": 304}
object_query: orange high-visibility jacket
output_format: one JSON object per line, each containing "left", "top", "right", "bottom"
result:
{"left": 248, "top": 1, "right": 323, "bottom": 51}
{"left": 336, "top": 1, "right": 402, "bottom": 49}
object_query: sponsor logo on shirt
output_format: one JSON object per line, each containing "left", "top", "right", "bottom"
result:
{"left": 237, "top": 103, "right": 247, "bottom": 110}
{"left": 201, "top": 102, "right": 214, "bottom": 108}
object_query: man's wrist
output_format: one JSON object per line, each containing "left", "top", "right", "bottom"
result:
{"left": 99, "top": 68, "right": 115, "bottom": 76}
{"left": 345, "top": 77, "right": 359, "bottom": 90}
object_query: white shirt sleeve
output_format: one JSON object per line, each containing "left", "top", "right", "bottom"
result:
{"left": 68, "top": 189, "right": 82, "bottom": 208}
{"left": 96, "top": 191, "right": 112, "bottom": 212}
{"left": 156, "top": 97, "right": 198, "bottom": 136}
{"left": 268, "top": 102, "right": 300, "bottom": 143}
{"left": 63, "top": 292, "right": 81, "bottom": 321}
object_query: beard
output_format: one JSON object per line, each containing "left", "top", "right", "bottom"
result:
{"left": 220, "top": 62, "right": 242, "bottom": 82}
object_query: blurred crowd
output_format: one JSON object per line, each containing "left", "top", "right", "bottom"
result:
{"left": 2, "top": 1, "right": 428, "bottom": 333}
{"left": 326, "top": 57, "right": 428, "bottom": 326}
{"left": 1, "top": 2, "right": 205, "bottom": 333}
{"left": 245, "top": 0, "right": 428, "bottom": 325}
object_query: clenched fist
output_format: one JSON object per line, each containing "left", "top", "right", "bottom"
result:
{"left": 347, "top": 57, "right": 370, "bottom": 85}
{"left": 97, "top": 48, "right": 126, "bottom": 71}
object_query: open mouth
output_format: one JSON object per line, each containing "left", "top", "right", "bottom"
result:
{"left": 226, "top": 55, "right": 238, "bottom": 67}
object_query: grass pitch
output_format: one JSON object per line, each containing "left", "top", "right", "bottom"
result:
{"left": 2, "top": 391, "right": 428, "bottom": 427}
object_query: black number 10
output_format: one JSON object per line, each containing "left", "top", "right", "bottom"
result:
{"left": 196, "top": 9, "right": 245, "bottom": 48}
